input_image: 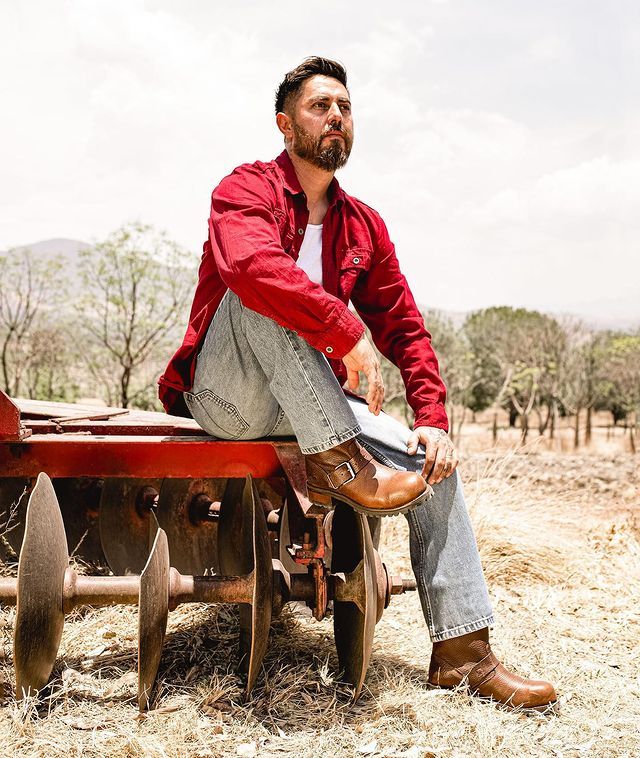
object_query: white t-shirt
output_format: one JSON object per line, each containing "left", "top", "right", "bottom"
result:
{"left": 296, "top": 223, "right": 323, "bottom": 286}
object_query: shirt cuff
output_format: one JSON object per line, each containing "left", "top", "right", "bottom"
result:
{"left": 413, "top": 403, "right": 449, "bottom": 433}
{"left": 310, "top": 306, "right": 365, "bottom": 359}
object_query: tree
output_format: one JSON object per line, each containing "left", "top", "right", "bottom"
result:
{"left": 464, "top": 306, "right": 564, "bottom": 444}
{"left": 558, "top": 324, "right": 610, "bottom": 448}
{"left": 421, "top": 310, "right": 475, "bottom": 442}
{"left": 595, "top": 332, "right": 640, "bottom": 452}
{"left": 0, "top": 248, "right": 63, "bottom": 396}
{"left": 23, "top": 325, "right": 79, "bottom": 402}
{"left": 76, "top": 222, "right": 197, "bottom": 408}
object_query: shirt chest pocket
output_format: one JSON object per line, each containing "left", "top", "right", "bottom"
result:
{"left": 338, "top": 249, "right": 371, "bottom": 300}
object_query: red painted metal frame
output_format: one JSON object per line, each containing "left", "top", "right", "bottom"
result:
{"left": 0, "top": 391, "right": 303, "bottom": 503}
{"left": 0, "top": 435, "right": 294, "bottom": 480}
{"left": 0, "top": 392, "right": 30, "bottom": 442}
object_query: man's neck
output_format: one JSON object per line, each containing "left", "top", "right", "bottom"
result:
{"left": 287, "top": 149, "right": 333, "bottom": 223}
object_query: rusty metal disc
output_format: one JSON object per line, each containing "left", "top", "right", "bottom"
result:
{"left": 0, "top": 478, "right": 34, "bottom": 559}
{"left": 156, "top": 478, "right": 223, "bottom": 575}
{"left": 331, "top": 502, "right": 378, "bottom": 701}
{"left": 14, "top": 473, "right": 68, "bottom": 698}
{"left": 276, "top": 499, "right": 307, "bottom": 576}
{"left": 53, "top": 478, "right": 105, "bottom": 564}
{"left": 137, "top": 515, "right": 170, "bottom": 711}
{"left": 366, "top": 516, "right": 382, "bottom": 552}
{"left": 240, "top": 475, "right": 273, "bottom": 697}
{"left": 214, "top": 476, "right": 272, "bottom": 695}
{"left": 217, "top": 478, "right": 247, "bottom": 576}
{"left": 99, "top": 478, "right": 161, "bottom": 575}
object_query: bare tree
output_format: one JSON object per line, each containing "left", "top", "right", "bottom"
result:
{"left": 558, "top": 324, "right": 612, "bottom": 449}
{"left": 76, "top": 222, "right": 196, "bottom": 408}
{"left": 420, "top": 309, "right": 476, "bottom": 443}
{"left": 0, "top": 248, "right": 63, "bottom": 396}
{"left": 24, "top": 326, "right": 78, "bottom": 401}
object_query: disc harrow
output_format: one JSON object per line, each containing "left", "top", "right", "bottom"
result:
{"left": 0, "top": 390, "right": 418, "bottom": 708}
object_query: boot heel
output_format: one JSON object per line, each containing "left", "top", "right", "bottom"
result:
{"left": 307, "top": 489, "right": 333, "bottom": 507}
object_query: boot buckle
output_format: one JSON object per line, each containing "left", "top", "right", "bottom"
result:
{"left": 331, "top": 460, "right": 356, "bottom": 488}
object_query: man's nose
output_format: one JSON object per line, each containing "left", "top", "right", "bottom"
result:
{"left": 327, "top": 102, "right": 342, "bottom": 123}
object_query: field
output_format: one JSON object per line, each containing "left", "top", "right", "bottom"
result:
{"left": 1, "top": 428, "right": 639, "bottom": 757}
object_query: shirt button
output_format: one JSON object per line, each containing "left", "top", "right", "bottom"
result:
{"left": 353, "top": 256, "right": 360, "bottom": 264}
{"left": 326, "top": 346, "right": 334, "bottom": 354}
{"left": 298, "top": 228, "right": 304, "bottom": 235}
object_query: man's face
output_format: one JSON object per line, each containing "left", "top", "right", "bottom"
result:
{"left": 288, "top": 75, "right": 354, "bottom": 172}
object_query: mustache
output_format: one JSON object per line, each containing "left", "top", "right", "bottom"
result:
{"left": 323, "top": 124, "right": 345, "bottom": 136}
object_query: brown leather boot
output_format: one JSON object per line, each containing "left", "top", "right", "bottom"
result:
{"left": 428, "top": 628, "right": 557, "bottom": 712}
{"left": 305, "top": 438, "right": 430, "bottom": 517}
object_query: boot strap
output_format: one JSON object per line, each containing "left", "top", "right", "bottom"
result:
{"left": 467, "top": 651, "right": 500, "bottom": 689}
{"left": 327, "top": 448, "right": 372, "bottom": 489}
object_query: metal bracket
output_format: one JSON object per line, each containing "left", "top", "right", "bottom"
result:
{"left": 0, "top": 390, "right": 31, "bottom": 442}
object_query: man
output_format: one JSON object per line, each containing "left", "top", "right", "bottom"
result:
{"left": 159, "top": 57, "right": 556, "bottom": 711}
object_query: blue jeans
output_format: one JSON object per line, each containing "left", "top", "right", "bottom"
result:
{"left": 185, "top": 291, "right": 494, "bottom": 641}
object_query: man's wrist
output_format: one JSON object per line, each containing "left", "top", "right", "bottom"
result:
{"left": 413, "top": 403, "right": 449, "bottom": 433}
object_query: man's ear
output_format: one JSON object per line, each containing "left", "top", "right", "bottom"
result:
{"left": 276, "top": 111, "right": 293, "bottom": 140}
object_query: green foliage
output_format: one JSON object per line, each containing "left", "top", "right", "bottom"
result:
{"left": 75, "top": 221, "right": 197, "bottom": 408}
{"left": 462, "top": 306, "right": 564, "bottom": 420}
{"left": 3, "top": 228, "right": 639, "bottom": 438}
{"left": 593, "top": 331, "right": 640, "bottom": 422}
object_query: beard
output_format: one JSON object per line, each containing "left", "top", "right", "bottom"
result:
{"left": 291, "top": 120, "right": 353, "bottom": 172}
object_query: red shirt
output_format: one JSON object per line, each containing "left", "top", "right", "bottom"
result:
{"left": 159, "top": 150, "right": 448, "bottom": 431}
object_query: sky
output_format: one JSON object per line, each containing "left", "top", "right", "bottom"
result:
{"left": 1, "top": 0, "right": 639, "bottom": 326}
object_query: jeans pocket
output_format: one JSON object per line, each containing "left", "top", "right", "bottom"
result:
{"left": 184, "top": 389, "right": 249, "bottom": 440}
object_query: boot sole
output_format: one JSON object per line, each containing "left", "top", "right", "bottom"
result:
{"left": 307, "top": 486, "right": 429, "bottom": 517}
{"left": 426, "top": 682, "right": 559, "bottom": 714}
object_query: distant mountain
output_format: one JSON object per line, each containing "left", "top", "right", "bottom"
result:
{"left": 5, "top": 239, "right": 638, "bottom": 333}
{"left": 8, "top": 238, "right": 93, "bottom": 266}
{"left": 2, "top": 238, "right": 93, "bottom": 289}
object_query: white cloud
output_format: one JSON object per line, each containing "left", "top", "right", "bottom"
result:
{"left": 1, "top": 0, "right": 638, "bottom": 324}
{"left": 528, "top": 33, "right": 571, "bottom": 63}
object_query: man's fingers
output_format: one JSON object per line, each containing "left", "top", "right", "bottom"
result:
{"left": 443, "top": 452, "right": 460, "bottom": 479}
{"left": 347, "top": 368, "right": 360, "bottom": 392}
{"left": 421, "top": 439, "right": 438, "bottom": 479}
{"left": 428, "top": 443, "right": 448, "bottom": 485}
{"left": 407, "top": 431, "right": 419, "bottom": 455}
{"left": 365, "top": 363, "right": 384, "bottom": 414}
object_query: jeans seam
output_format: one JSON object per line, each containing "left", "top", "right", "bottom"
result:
{"left": 407, "top": 509, "right": 436, "bottom": 636}
{"left": 282, "top": 328, "right": 336, "bottom": 437}
{"left": 358, "top": 439, "right": 399, "bottom": 469}
{"left": 265, "top": 407, "right": 286, "bottom": 437}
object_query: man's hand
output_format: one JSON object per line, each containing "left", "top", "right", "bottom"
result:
{"left": 407, "top": 426, "right": 459, "bottom": 485}
{"left": 342, "top": 334, "right": 385, "bottom": 415}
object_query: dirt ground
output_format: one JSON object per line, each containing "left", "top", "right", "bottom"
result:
{"left": 1, "top": 440, "right": 639, "bottom": 757}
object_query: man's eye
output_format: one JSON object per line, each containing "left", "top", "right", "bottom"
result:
{"left": 340, "top": 104, "right": 351, "bottom": 113}
{"left": 314, "top": 102, "right": 328, "bottom": 109}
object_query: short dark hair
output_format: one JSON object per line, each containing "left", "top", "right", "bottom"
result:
{"left": 275, "top": 56, "right": 348, "bottom": 115}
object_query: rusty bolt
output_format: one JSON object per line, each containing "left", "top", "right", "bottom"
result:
{"left": 135, "top": 485, "right": 159, "bottom": 517}
{"left": 389, "top": 575, "right": 417, "bottom": 595}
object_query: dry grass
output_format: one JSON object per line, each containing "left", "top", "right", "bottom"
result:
{"left": 1, "top": 450, "right": 639, "bottom": 757}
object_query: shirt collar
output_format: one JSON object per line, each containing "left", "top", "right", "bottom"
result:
{"left": 275, "top": 150, "right": 345, "bottom": 209}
